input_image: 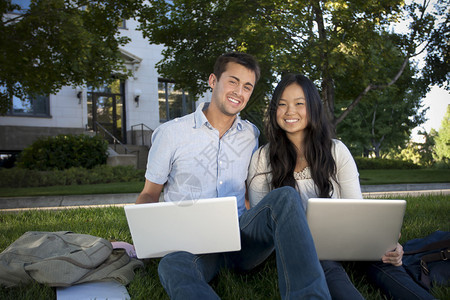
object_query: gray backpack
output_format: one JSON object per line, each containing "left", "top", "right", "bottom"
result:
{"left": 0, "top": 231, "right": 143, "bottom": 287}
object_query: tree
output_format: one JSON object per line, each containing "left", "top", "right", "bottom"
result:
{"left": 434, "top": 105, "right": 450, "bottom": 164}
{"left": 138, "top": 0, "right": 444, "bottom": 130}
{"left": 420, "top": 0, "right": 450, "bottom": 90}
{"left": 0, "top": 0, "right": 144, "bottom": 114}
{"left": 386, "top": 129, "right": 437, "bottom": 166}
{"left": 416, "top": 129, "right": 437, "bottom": 166}
{"left": 338, "top": 58, "right": 427, "bottom": 157}
{"left": 137, "top": 0, "right": 281, "bottom": 131}
{"left": 339, "top": 88, "right": 426, "bottom": 158}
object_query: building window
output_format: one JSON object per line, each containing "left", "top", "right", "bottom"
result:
{"left": 9, "top": 93, "right": 50, "bottom": 117}
{"left": 1, "top": 84, "right": 50, "bottom": 117}
{"left": 158, "top": 79, "right": 194, "bottom": 122}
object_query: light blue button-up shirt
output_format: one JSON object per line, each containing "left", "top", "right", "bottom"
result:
{"left": 145, "top": 102, "right": 260, "bottom": 216}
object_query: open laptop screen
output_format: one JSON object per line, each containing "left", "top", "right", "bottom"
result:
{"left": 124, "top": 197, "right": 241, "bottom": 258}
{"left": 306, "top": 198, "right": 406, "bottom": 261}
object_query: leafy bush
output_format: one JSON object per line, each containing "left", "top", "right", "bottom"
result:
{"left": 354, "top": 157, "right": 420, "bottom": 170}
{"left": 433, "top": 159, "right": 450, "bottom": 169}
{"left": 16, "top": 134, "right": 108, "bottom": 170}
{"left": 0, "top": 165, "right": 145, "bottom": 188}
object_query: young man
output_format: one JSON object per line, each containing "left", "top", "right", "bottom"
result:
{"left": 137, "top": 52, "right": 331, "bottom": 299}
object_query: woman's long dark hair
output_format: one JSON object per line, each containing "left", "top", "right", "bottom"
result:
{"left": 265, "top": 74, "right": 337, "bottom": 198}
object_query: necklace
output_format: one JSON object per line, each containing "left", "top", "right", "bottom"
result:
{"left": 294, "top": 167, "right": 311, "bottom": 180}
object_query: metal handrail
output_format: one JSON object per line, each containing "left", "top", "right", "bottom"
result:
{"left": 131, "top": 123, "right": 153, "bottom": 146}
{"left": 94, "top": 121, "right": 135, "bottom": 155}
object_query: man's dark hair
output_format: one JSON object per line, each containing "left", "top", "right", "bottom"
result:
{"left": 213, "top": 52, "right": 260, "bottom": 83}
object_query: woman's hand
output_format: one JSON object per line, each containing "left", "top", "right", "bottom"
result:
{"left": 382, "top": 243, "right": 403, "bottom": 266}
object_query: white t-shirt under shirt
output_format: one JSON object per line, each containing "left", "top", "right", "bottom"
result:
{"left": 247, "top": 139, "right": 363, "bottom": 210}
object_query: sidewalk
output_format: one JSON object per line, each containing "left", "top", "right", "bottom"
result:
{"left": 360, "top": 182, "right": 450, "bottom": 197}
{"left": 1, "top": 183, "right": 449, "bottom": 212}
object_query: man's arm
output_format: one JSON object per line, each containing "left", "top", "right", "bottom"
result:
{"left": 244, "top": 181, "right": 250, "bottom": 210}
{"left": 136, "top": 179, "right": 164, "bottom": 204}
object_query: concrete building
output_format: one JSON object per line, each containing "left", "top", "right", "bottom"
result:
{"left": 0, "top": 14, "right": 209, "bottom": 169}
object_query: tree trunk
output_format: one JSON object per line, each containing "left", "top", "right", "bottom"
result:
{"left": 311, "top": 0, "right": 336, "bottom": 128}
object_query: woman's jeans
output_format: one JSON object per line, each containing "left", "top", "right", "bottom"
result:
{"left": 321, "top": 260, "right": 435, "bottom": 300}
{"left": 321, "top": 260, "right": 364, "bottom": 300}
{"left": 367, "top": 261, "right": 436, "bottom": 300}
{"left": 157, "top": 186, "right": 331, "bottom": 300}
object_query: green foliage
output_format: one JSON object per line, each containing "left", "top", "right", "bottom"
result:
{"left": 389, "top": 107, "right": 450, "bottom": 168}
{"left": 0, "top": 0, "right": 144, "bottom": 114}
{"left": 138, "top": 0, "right": 278, "bottom": 131}
{"left": 16, "top": 134, "right": 108, "bottom": 171}
{"left": 386, "top": 131, "right": 437, "bottom": 167}
{"left": 337, "top": 57, "right": 428, "bottom": 157}
{"left": 137, "top": 0, "right": 444, "bottom": 131}
{"left": 420, "top": 0, "right": 450, "bottom": 90}
{"left": 397, "top": 143, "right": 430, "bottom": 166}
{"left": 354, "top": 157, "right": 420, "bottom": 170}
{"left": 137, "top": 0, "right": 449, "bottom": 158}
{"left": 433, "top": 160, "right": 450, "bottom": 169}
{"left": 138, "top": 0, "right": 278, "bottom": 99}
{"left": 434, "top": 105, "right": 450, "bottom": 164}
{"left": 0, "top": 165, "right": 144, "bottom": 188}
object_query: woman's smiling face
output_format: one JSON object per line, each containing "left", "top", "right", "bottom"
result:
{"left": 276, "top": 83, "right": 309, "bottom": 138}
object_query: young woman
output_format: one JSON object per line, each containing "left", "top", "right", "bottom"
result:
{"left": 247, "top": 73, "right": 435, "bottom": 300}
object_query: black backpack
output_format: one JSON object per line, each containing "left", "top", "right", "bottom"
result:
{"left": 402, "top": 230, "right": 450, "bottom": 290}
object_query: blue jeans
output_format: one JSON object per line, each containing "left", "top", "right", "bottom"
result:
{"left": 320, "top": 260, "right": 364, "bottom": 300}
{"left": 366, "top": 261, "right": 436, "bottom": 300}
{"left": 158, "top": 186, "right": 331, "bottom": 299}
{"left": 320, "top": 260, "right": 437, "bottom": 300}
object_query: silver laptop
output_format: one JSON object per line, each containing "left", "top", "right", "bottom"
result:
{"left": 124, "top": 196, "right": 241, "bottom": 259}
{"left": 306, "top": 198, "right": 406, "bottom": 261}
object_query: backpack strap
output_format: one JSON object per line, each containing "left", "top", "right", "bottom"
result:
{"left": 403, "top": 239, "right": 450, "bottom": 255}
{"left": 420, "top": 248, "right": 450, "bottom": 275}
{"left": 404, "top": 239, "right": 450, "bottom": 290}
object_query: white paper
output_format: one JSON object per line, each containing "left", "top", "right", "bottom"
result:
{"left": 56, "top": 281, "right": 130, "bottom": 300}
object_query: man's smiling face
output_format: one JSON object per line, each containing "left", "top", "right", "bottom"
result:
{"left": 209, "top": 62, "right": 256, "bottom": 117}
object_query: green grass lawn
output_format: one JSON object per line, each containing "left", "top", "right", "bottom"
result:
{"left": 0, "top": 169, "right": 449, "bottom": 198}
{"left": 0, "top": 194, "right": 449, "bottom": 299}
{"left": 0, "top": 181, "right": 145, "bottom": 198}
{"left": 359, "top": 169, "right": 450, "bottom": 185}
